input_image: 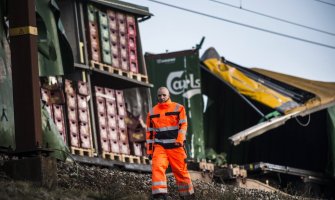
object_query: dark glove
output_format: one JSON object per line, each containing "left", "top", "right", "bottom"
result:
{"left": 148, "top": 155, "right": 152, "bottom": 160}
{"left": 174, "top": 142, "right": 183, "bottom": 147}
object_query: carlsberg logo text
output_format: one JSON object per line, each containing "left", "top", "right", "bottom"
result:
{"left": 166, "top": 71, "right": 201, "bottom": 99}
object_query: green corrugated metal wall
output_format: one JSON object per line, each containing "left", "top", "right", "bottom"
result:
{"left": 145, "top": 50, "right": 205, "bottom": 159}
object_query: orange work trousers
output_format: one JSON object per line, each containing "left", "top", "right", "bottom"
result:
{"left": 151, "top": 144, "right": 194, "bottom": 196}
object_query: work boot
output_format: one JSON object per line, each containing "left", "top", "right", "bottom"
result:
{"left": 152, "top": 193, "right": 167, "bottom": 200}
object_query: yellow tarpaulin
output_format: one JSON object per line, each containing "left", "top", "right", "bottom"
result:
{"left": 252, "top": 68, "right": 335, "bottom": 114}
{"left": 203, "top": 57, "right": 299, "bottom": 113}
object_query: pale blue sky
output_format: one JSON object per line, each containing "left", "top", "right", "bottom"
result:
{"left": 126, "top": 0, "right": 335, "bottom": 82}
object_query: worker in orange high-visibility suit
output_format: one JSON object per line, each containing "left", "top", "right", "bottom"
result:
{"left": 146, "top": 87, "right": 194, "bottom": 200}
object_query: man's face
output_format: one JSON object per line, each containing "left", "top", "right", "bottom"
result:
{"left": 157, "top": 88, "right": 170, "bottom": 103}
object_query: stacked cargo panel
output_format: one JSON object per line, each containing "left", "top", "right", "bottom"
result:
{"left": 87, "top": 5, "right": 101, "bottom": 62}
{"left": 115, "top": 90, "right": 130, "bottom": 155}
{"left": 104, "top": 88, "right": 120, "bottom": 155}
{"left": 65, "top": 79, "right": 94, "bottom": 156}
{"left": 107, "top": 10, "right": 120, "bottom": 68}
{"left": 77, "top": 81, "right": 92, "bottom": 150}
{"left": 117, "top": 13, "right": 129, "bottom": 72}
{"left": 126, "top": 15, "right": 138, "bottom": 73}
{"left": 40, "top": 86, "right": 67, "bottom": 143}
{"left": 53, "top": 104, "right": 66, "bottom": 143}
{"left": 86, "top": 6, "right": 149, "bottom": 83}
{"left": 98, "top": 11, "right": 112, "bottom": 65}
{"left": 94, "top": 87, "right": 135, "bottom": 161}
{"left": 94, "top": 86, "right": 111, "bottom": 153}
{"left": 65, "top": 80, "right": 80, "bottom": 148}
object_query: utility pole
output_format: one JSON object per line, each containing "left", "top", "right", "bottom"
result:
{"left": 4, "top": 0, "right": 57, "bottom": 187}
{"left": 9, "top": 0, "right": 41, "bottom": 152}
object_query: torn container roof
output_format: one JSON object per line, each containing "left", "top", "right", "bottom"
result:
{"left": 88, "top": 0, "right": 152, "bottom": 17}
{"left": 201, "top": 47, "right": 335, "bottom": 145}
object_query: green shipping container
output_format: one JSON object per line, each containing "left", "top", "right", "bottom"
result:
{"left": 145, "top": 49, "right": 205, "bottom": 160}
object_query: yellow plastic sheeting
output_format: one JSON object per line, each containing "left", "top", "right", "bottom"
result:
{"left": 203, "top": 58, "right": 298, "bottom": 113}
{"left": 252, "top": 68, "right": 335, "bottom": 114}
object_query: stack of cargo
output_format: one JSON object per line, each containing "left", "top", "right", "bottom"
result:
{"left": 117, "top": 12, "right": 129, "bottom": 71}
{"left": 115, "top": 90, "right": 131, "bottom": 156}
{"left": 53, "top": 104, "right": 66, "bottom": 143}
{"left": 107, "top": 10, "right": 120, "bottom": 68}
{"left": 94, "top": 86, "right": 112, "bottom": 154}
{"left": 98, "top": 11, "right": 112, "bottom": 65}
{"left": 94, "top": 86, "right": 146, "bottom": 163}
{"left": 65, "top": 80, "right": 79, "bottom": 148}
{"left": 87, "top": 5, "right": 101, "bottom": 62}
{"left": 41, "top": 85, "right": 67, "bottom": 143}
{"left": 126, "top": 15, "right": 138, "bottom": 73}
{"left": 87, "top": 5, "right": 146, "bottom": 82}
{"left": 65, "top": 79, "right": 94, "bottom": 156}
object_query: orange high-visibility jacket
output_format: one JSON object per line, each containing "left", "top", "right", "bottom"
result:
{"left": 146, "top": 99, "right": 188, "bottom": 155}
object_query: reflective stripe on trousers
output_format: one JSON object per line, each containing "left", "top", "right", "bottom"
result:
{"left": 151, "top": 145, "right": 194, "bottom": 196}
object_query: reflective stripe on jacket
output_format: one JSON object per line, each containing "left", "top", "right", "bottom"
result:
{"left": 146, "top": 99, "right": 187, "bottom": 154}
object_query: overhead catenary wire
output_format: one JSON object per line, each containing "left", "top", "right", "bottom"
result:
{"left": 209, "top": 0, "right": 335, "bottom": 37}
{"left": 314, "top": 0, "right": 335, "bottom": 7}
{"left": 146, "top": 0, "right": 335, "bottom": 50}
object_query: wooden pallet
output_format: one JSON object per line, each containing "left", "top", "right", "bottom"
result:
{"left": 105, "top": 65, "right": 127, "bottom": 77}
{"left": 141, "top": 156, "right": 150, "bottom": 165}
{"left": 122, "top": 154, "right": 141, "bottom": 164}
{"left": 129, "top": 72, "right": 149, "bottom": 83}
{"left": 91, "top": 60, "right": 148, "bottom": 83}
{"left": 91, "top": 60, "right": 127, "bottom": 77}
{"left": 91, "top": 60, "right": 105, "bottom": 71}
{"left": 71, "top": 147, "right": 94, "bottom": 157}
{"left": 102, "top": 152, "right": 123, "bottom": 161}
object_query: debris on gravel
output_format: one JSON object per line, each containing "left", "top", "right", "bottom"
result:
{"left": 0, "top": 159, "right": 320, "bottom": 200}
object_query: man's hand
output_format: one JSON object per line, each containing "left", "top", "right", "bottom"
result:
{"left": 148, "top": 155, "right": 152, "bottom": 160}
